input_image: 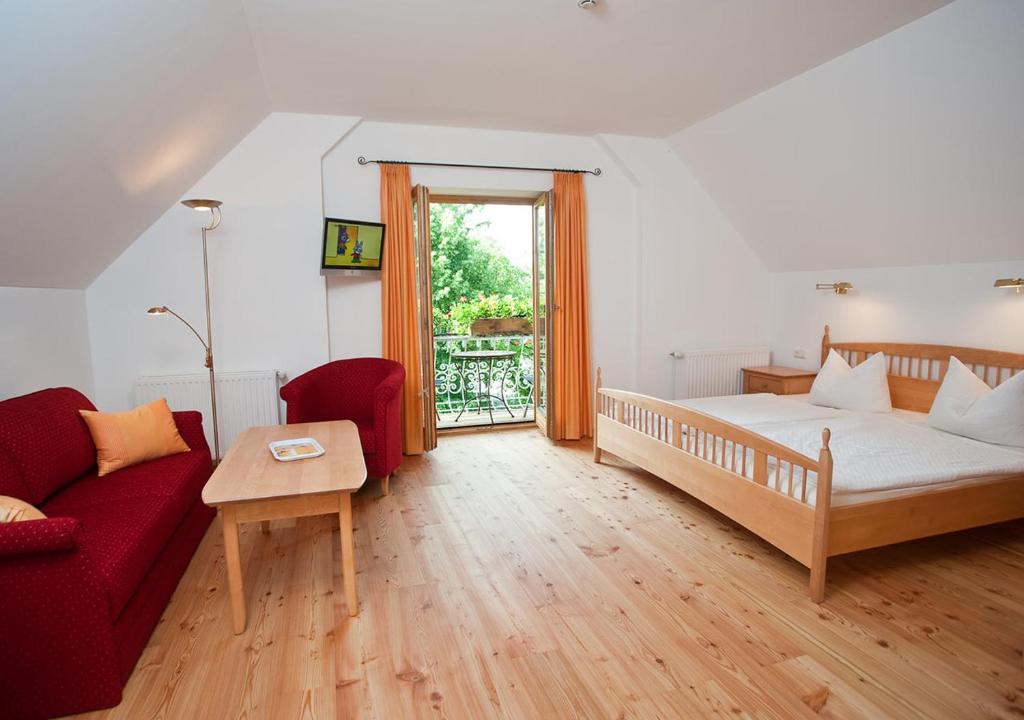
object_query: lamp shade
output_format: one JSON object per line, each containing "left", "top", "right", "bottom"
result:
{"left": 180, "top": 198, "right": 222, "bottom": 212}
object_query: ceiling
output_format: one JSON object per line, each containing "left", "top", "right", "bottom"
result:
{"left": 244, "top": 0, "right": 948, "bottom": 136}
{"left": 0, "top": 1, "right": 268, "bottom": 289}
{"left": 1, "top": 0, "right": 950, "bottom": 288}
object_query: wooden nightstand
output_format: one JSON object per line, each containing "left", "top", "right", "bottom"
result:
{"left": 742, "top": 366, "right": 817, "bottom": 395}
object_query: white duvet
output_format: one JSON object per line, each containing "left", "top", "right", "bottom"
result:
{"left": 673, "top": 393, "right": 1024, "bottom": 499}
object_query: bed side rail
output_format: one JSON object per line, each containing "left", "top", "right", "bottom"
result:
{"left": 592, "top": 370, "right": 834, "bottom": 602}
{"left": 596, "top": 384, "right": 826, "bottom": 504}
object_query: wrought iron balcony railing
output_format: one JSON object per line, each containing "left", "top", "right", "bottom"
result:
{"left": 433, "top": 334, "right": 535, "bottom": 425}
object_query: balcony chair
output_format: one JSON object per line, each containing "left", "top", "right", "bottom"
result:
{"left": 279, "top": 358, "right": 404, "bottom": 495}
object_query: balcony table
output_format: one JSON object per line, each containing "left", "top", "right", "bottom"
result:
{"left": 451, "top": 349, "right": 517, "bottom": 424}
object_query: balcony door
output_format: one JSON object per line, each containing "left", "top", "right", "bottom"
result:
{"left": 532, "top": 191, "right": 555, "bottom": 437}
{"left": 412, "top": 190, "right": 550, "bottom": 437}
{"left": 412, "top": 184, "right": 437, "bottom": 451}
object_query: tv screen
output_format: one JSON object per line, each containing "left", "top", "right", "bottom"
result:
{"left": 321, "top": 218, "right": 386, "bottom": 275}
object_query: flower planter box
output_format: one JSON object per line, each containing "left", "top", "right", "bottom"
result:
{"left": 469, "top": 317, "right": 533, "bottom": 336}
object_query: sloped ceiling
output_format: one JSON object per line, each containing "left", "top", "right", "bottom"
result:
{"left": 244, "top": 0, "right": 946, "bottom": 136}
{"left": 0, "top": 0, "right": 268, "bottom": 289}
{"left": 670, "top": 0, "right": 1024, "bottom": 271}
{"left": 1, "top": 0, "right": 954, "bottom": 288}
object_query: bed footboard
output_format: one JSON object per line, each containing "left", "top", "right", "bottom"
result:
{"left": 593, "top": 369, "right": 834, "bottom": 602}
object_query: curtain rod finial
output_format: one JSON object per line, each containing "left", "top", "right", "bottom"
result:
{"left": 593, "top": 168, "right": 602, "bottom": 176}
{"left": 357, "top": 156, "right": 369, "bottom": 166}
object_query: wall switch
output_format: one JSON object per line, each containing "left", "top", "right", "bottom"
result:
{"left": 793, "top": 348, "right": 807, "bottom": 359}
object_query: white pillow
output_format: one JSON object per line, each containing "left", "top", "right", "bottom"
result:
{"left": 809, "top": 349, "right": 892, "bottom": 413}
{"left": 927, "top": 356, "right": 1024, "bottom": 447}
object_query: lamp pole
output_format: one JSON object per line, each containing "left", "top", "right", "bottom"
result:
{"left": 198, "top": 207, "right": 221, "bottom": 461}
{"left": 148, "top": 198, "right": 224, "bottom": 461}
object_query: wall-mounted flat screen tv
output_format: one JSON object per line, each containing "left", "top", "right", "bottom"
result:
{"left": 321, "top": 217, "right": 386, "bottom": 276}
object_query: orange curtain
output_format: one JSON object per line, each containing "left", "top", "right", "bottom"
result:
{"left": 380, "top": 164, "right": 425, "bottom": 454}
{"left": 552, "top": 171, "right": 592, "bottom": 440}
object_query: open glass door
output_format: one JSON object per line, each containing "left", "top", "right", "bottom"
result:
{"left": 532, "top": 191, "right": 554, "bottom": 437}
{"left": 413, "top": 184, "right": 437, "bottom": 451}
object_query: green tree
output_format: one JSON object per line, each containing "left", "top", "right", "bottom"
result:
{"left": 430, "top": 204, "right": 532, "bottom": 334}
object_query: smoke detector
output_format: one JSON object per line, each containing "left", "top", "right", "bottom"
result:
{"left": 578, "top": 0, "right": 597, "bottom": 8}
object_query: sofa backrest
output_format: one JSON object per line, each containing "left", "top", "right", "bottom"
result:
{"left": 0, "top": 387, "right": 98, "bottom": 504}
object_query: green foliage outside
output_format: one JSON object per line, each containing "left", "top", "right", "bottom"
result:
{"left": 433, "top": 295, "right": 533, "bottom": 336}
{"left": 430, "top": 204, "right": 533, "bottom": 336}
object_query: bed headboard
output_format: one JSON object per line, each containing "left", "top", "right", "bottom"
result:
{"left": 820, "top": 325, "right": 1024, "bottom": 413}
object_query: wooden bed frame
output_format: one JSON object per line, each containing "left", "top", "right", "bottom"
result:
{"left": 593, "top": 326, "right": 1024, "bottom": 601}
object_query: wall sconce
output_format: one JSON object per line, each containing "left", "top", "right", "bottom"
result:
{"left": 994, "top": 278, "right": 1023, "bottom": 294}
{"left": 815, "top": 282, "right": 853, "bottom": 295}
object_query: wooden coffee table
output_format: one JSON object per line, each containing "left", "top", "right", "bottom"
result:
{"left": 201, "top": 420, "right": 367, "bottom": 634}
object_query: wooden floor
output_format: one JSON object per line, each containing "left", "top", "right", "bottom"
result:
{"left": 76, "top": 429, "right": 1024, "bottom": 719}
{"left": 436, "top": 406, "right": 534, "bottom": 429}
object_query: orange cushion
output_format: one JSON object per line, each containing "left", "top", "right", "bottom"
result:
{"left": 79, "top": 399, "right": 190, "bottom": 476}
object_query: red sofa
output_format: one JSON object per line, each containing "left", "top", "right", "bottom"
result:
{"left": 279, "top": 358, "right": 405, "bottom": 481}
{"left": 0, "top": 388, "right": 215, "bottom": 720}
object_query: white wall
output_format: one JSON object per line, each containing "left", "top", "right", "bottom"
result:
{"left": 320, "top": 121, "right": 640, "bottom": 392}
{"left": 87, "top": 113, "right": 360, "bottom": 411}
{"left": 669, "top": 0, "right": 1024, "bottom": 272}
{"left": 320, "top": 123, "right": 769, "bottom": 399}
{"left": 84, "top": 113, "right": 770, "bottom": 411}
{"left": 0, "top": 287, "right": 94, "bottom": 400}
{"left": 597, "top": 134, "right": 771, "bottom": 396}
{"left": 770, "top": 261, "right": 1024, "bottom": 371}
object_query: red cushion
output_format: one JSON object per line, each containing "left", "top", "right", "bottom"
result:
{"left": 0, "top": 387, "right": 97, "bottom": 504}
{"left": 42, "top": 449, "right": 210, "bottom": 618}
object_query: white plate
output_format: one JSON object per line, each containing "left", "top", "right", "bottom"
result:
{"left": 268, "top": 437, "right": 325, "bottom": 462}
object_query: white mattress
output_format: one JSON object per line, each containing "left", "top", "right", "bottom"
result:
{"left": 671, "top": 393, "right": 1024, "bottom": 506}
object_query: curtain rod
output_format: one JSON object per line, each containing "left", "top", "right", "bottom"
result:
{"left": 357, "top": 156, "right": 602, "bottom": 176}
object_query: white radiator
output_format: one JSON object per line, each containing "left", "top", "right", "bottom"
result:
{"left": 134, "top": 370, "right": 285, "bottom": 458}
{"left": 671, "top": 347, "right": 770, "bottom": 399}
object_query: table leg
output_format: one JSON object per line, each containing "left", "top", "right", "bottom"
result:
{"left": 221, "top": 506, "right": 246, "bottom": 634}
{"left": 497, "top": 359, "right": 515, "bottom": 417}
{"left": 454, "top": 360, "right": 472, "bottom": 422}
{"left": 339, "top": 492, "right": 358, "bottom": 617}
{"left": 484, "top": 358, "right": 494, "bottom": 425}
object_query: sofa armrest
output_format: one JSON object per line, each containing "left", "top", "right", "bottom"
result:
{"left": 0, "top": 516, "right": 82, "bottom": 558}
{"left": 0, "top": 518, "right": 123, "bottom": 717}
{"left": 173, "top": 410, "right": 210, "bottom": 455}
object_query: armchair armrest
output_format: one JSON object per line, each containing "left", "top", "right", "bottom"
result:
{"left": 374, "top": 372, "right": 404, "bottom": 406}
{"left": 281, "top": 365, "right": 355, "bottom": 424}
{"left": 0, "top": 516, "right": 82, "bottom": 558}
{"left": 173, "top": 410, "right": 210, "bottom": 455}
{"left": 373, "top": 369, "right": 405, "bottom": 475}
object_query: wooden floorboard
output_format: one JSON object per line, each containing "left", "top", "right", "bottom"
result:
{"left": 73, "top": 429, "right": 1024, "bottom": 719}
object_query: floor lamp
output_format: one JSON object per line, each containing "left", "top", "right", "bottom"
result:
{"left": 146, "top": 198, "right": 223, "bottom": 459}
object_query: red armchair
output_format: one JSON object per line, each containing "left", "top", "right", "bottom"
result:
{"left": 0, "top": 387, "right": 214, "bottom": 719}
{"left": 279, "top": 358, "right": 405, "bottom": 493}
